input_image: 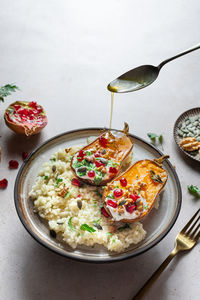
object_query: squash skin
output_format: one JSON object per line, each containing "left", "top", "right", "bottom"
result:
{"left": 70, "top": 130, "right": 133, "bottom": 186}
{"left": 4, "top": 101, "right": 47, "bottom": 136}
{"left": 103, "top": 158, "right": 168, "bottom": 222}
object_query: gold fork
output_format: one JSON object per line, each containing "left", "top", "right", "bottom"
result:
{"left": 133, "top": 208, "right": 200, "bottom": 300}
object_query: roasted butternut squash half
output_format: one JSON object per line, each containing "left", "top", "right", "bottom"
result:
{"left": 102, "top": 156, "right": 169, "bottom": 222}
{"left": 70, "top": 126, "right": 133, "bottom": 186}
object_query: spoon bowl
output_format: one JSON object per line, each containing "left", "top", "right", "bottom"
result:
{"left": 107, "top": 43, "right": 200, "bottom": 93}
{"left": 107, "top": 65, "right": 159, "bottom": 93}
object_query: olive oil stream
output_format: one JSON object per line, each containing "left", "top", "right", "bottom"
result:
{"left": 109, "top": 92, "right": 114, "bottom": 129}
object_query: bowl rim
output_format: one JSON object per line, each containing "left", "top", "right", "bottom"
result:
{"left": 14, "top": 127, "right": 182, "bottom": 263}
{"left": 173, "top": 107, "right": 200, "bottom": 162}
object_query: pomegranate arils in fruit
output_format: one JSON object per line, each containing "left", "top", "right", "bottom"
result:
{"left": 9, "top": 160, "right": 19, "bottom": 169}
{"left": 88, "top": 170, "right": 95, "bottom": 178}
{"left": 72, "top": 178, "right": 82, "bottom": 187}
{"left": 126, "top": 204, "right": 136, "bottom": 214}
{"left": 0, "top": 179, "right": 8, "bottom": 189}
{"left": 107, "top": 199, "right": 117, "bottom": 208}
{"left": 113, "top": 188, "right": 123, "bottom": 198}
{"left": 109, "top": 167, "right": 118, "bottom": 174}
{"left": 120, "top": 177, "right": 127, "bottom": 187}
{"left": 29, "top": 101, "right": 37, "bottom": 108}
{"left": 99, "top": 136, "right": 108, "bottom": 147}
{"left": 22, "top": 152, "right": 28, "bottom": 161}
{"left": 101, "top": 207, "right": 110, "bottom": 218}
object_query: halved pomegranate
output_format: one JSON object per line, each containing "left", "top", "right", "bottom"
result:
{"left": 4, "top": 101, "right": 47, "bottom": 136}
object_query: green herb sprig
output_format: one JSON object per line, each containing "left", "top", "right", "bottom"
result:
{"left": 147, "top": 133, "right": 163, "bottom": 148}
{"left": 188, "top": 185, "right": 200, "bottom": 197}
{"left": 68, "top": 217, "right": 76, "bottom": 231}
{"left": 0, "top": 84, "right": 19, "bottom": 102}
{"left": 80, "top": 224, "right": 96, "bottom": 233}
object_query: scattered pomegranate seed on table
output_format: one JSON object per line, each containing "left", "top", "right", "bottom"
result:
{"left": 9, "top": 160, "right": 19, "bottom": 169}
{"left": 22, "top": 152, "right": 28, "bottom": 161}
{"left": 0, "top": 179, "right": 8, "bottom": 189}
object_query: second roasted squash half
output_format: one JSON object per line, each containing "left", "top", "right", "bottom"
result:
{"left": 70, "top": 126, "right": 133, "bottom": 186}
{"left": 102, "top": 156, "right": 169, "bottom": 222}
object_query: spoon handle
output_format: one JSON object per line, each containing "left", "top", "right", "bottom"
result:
{"left": 158, "top": 43, "right": 200, "bottom": 69}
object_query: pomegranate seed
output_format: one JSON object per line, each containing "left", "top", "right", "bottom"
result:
{"left": 126, "top": 204, "right": 136, "bottom": 214}
{"left": 129, "top": 194, "right": 140, "bottom": 202}
{"left": 77, "top": 150, "right": 86, "bottom": 161}
{"left": 109, "top": 167, "right": 118, "bottom": 174}
{"left": 101, "top": 207, "right": 110, "bottom": 218}
{"left": 120, "top": 177, "right": 127, "bottom": 187}
{"left": 22, "top": 152, "right": 28, "bottom": 161}
{"left": 36, "top": 106, "right": 43, "bottom": 113}
{"left": 88, "top": 170, "right": 95, "bottom": 178}
{"left": 94, "top": 152, "right": 101, "bottom": 158}
{"left": 72, "top": 178, "right": 82, "bottom": 187}
{"left": 9, "top": 160, "right": 19, "bottom": 169}
{"left": 17, "top": 108, "right": 29, "bottom": 116}
{"left": 113, "top": 188, "right": 123, "bottom": 198}
{"left": 95, "top": 160, "right": 103, "bottom": 168}
{"left": 99, "top": 136, "right": 108, "bottom": 147}
{"left": 107, "top": 199, "right": 117, "bottom": 208}
{"left": 13, "top": 104, "right": 21, "bottom": 110}
{"left": 29, "top": 101, "right": 38, "bottom": 108}
{"left": 0, "top": 179, "right": 8, "bottom": 189}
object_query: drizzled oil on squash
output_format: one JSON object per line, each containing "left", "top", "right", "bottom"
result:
{"left": 103, "top": 155, "right": 169, "bottom": 222}
{"left": 70, "top": 124, "right": 133, "bottom": 186}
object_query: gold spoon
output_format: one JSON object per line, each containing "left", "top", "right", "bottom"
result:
{"left": 107, "top": 43, "right": 200, "bottom": 93}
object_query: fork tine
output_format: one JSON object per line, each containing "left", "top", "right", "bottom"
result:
{"left": 194, "top": 230, "right": 200, "bottom": 242}
{"left": 186, "top": 215, "right": 200, "bottom": 235}
{"left": 190, "top": 223, "right": 200, "bottom": 240}
{"left": 180, "top": 208, "right": 200, "bottom": 234}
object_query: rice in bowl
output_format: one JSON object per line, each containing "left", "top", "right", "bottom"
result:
{"left": 29, "top": 145, "right": 146, "bottom": 253}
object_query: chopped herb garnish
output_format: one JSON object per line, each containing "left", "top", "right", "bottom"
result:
{"left": 0, "top": 84, "right": 19, "bottom": 102}
{"left": 111, "top": 238, "right": 116, "bottom": 244}
{"left": 150, "top": 170, "right": 163, "bottom": 183}
{"left": 188, "top": 185, "right": 200, "bottom": 197}
{"left": 80, "top": 224, "right": 96, "bottom": 233}
{"left": 93, "top": 218, "right": 102, "bottom": 224}
{"left": 106, "top": 232, "right": 113, "bottom": 239}
{"left": 94, "top": 176, "right": 102, "bottom": 185}
{"left": 86, "top": 150, "right": 92, "bottom": 156}
{"left": 54, "top": 178, "right": 63, "bottom": 187}
{"left": 107, "top": 192, "right": 114, "bottom": 199}
{"left": 64, "top": 192, "right": 71, "bottom": 199}
{"left": 68, "top": 217, "right": 76, "bottom": 231}
{"left": 50, "top": 158, "right": 56, "bottom": 162}
{"left": 42, "top": 175, "right": 48, "bottom": 180}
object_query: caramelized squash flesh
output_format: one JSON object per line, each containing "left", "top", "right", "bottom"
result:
{"left": 70, "top": 129, "right": 133, "bottom": 186}
{"left": 102, "top": 157, "right": 168, "bottom": 222}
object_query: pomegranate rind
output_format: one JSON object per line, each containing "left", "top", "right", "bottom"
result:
{"left": 4, "top": 101, "right": 48, "bottom": 136}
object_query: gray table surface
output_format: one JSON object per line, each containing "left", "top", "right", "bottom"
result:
{"left": 0, "top": 1, "right": 200, "bottom": 299}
